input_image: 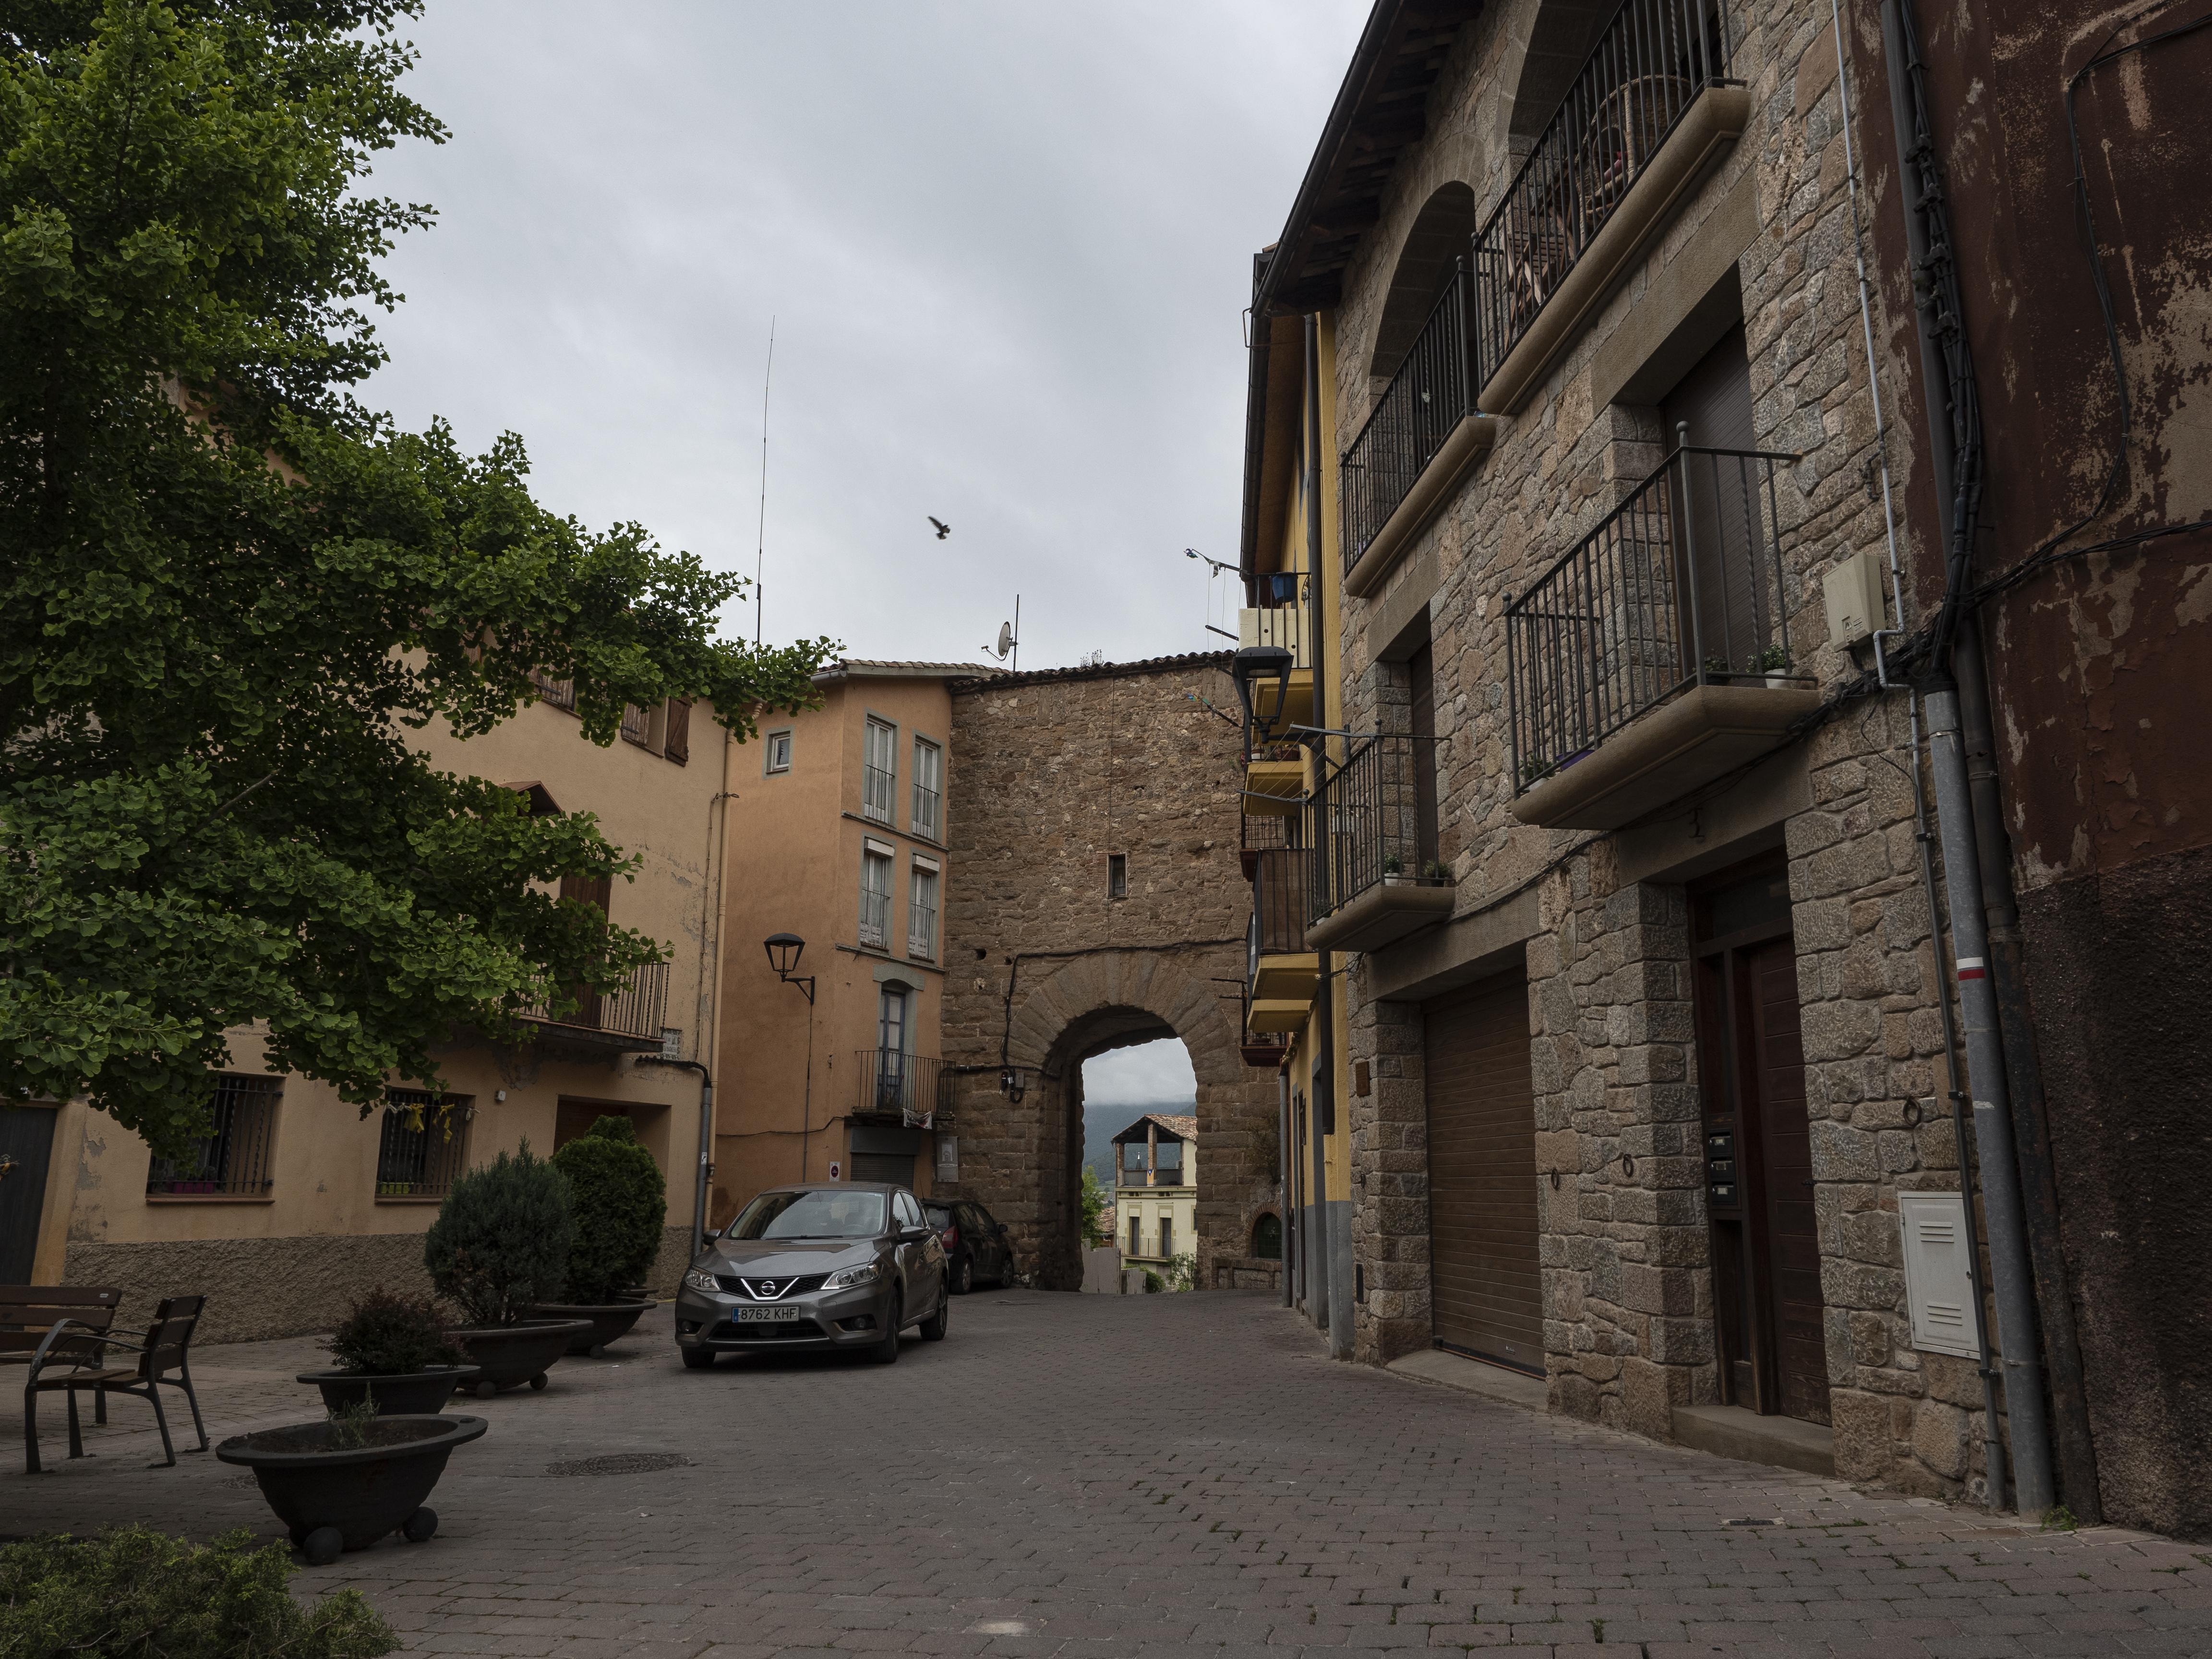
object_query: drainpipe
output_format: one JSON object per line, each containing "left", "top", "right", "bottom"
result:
{"left": 1302, "top": 313, "right": 1339, "bottom": 1346}
{"left": 1279, "top": 1068, "right": 1294, "bottom": 1308}
{"left": 1881, "top": 0, "right": 2058, "bottom": 1515}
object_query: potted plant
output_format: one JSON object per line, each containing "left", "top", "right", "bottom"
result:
{"left": 1381, "top": 852, "right": 1409, "bottom": 885}
{"left": 295, "top": 1288, "right": 481, "bottom": 1414}
{"left": 423, "top": 1142, "right": 589, "bottom": 1395}
{"left": 217, "top": 1399, "right": 487, "bottom": 1565}
{"left": 1420, "top": 859, "right": 1453, "bottom": 884}
{"left": 531, "top": 1115, "right": 667, "bottom": 1355}
{"left": 1753, "top": 643, "right": 1792, "bottom": 686}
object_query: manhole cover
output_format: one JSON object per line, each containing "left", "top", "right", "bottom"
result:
{"left": 544, "top": 1453, "right": 689, "bottom": 1478}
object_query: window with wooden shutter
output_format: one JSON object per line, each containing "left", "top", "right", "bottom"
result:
{"left": 664, "top": 698, "right": 691, "bottom": 764}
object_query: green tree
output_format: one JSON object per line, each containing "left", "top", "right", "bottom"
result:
{"left": 1079, "top": 1164, "right": 1109, "bottom": 1250}
{"left": 549, "top": 1113, "right": 666, "bottom": 1303}
{"left": 0, "top": 1, "right": 834, "bottom": 1154}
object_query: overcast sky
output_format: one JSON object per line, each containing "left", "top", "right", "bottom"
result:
{"left": 358, "top": 1, "right": 1367, "bottom": 673}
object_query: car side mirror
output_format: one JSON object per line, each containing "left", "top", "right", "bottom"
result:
{"left": 898, "top": 1226, "right": 932, "bottom": 1244}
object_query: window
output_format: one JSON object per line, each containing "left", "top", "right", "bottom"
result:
{"left": 876, "top": 986, "right": 910, "bottom": 1110}
{"left": 859, "top": 844, "right": 893, "bottom": 949}
{"left": 147, "top": 1073, "right": 279, "bottom": 1196}
{"left": 730, "top": 1188, "right": 886, "bottom": 1240}
{"left": 530, "top": 668, "right": 576, "bottom": 711}
{"left": 664, "top": 698, "right": 691, "bottom": 765}
{"left": 908, "top": 858, "right": 939, "bottom": 961}
{"left": 1128, "top": 1214, "right": 1141, "bottom": 1256}
{"left": 765, "top": 729, "right": 793, "bottom": 774}
{"left": 1120, "top": 1141, "right": 1148, "bottom": 1180}
{"left": 1160, "top": 1216, "right": 1174, "bottom": 1259}
{"left": 1252, "top": 1213, "right": 1283, "bottom": 1261}
{"left": 376, "top": 1090, "right": 469, "bottom": 1200}
{"left": 620, "top": 703, "right": 654, "bottom": 747}
{"left": 863, "top": 718, "right": 898, "bottom": 823}
{"left": 911, "top": 738, "right": 943, "bottom": 839}
{"left": 1155, "top": 1140, "right": 1184, "bottom": 1186}
{"left": 1107, "top": 853, "right": 1128, "bottom": 899}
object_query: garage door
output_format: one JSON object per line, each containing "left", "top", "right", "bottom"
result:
{"left": 1424, "top": 974, "right": 1543, "bottom": 1373}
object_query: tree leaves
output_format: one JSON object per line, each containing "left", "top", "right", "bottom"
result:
{"left": 0, "top": 2, "right": 836, "bottom": 1153}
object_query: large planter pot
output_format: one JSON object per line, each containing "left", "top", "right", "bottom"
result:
{"left": 295, "top": 1366, "right": 482, "bottom": 1415}
{"left": 216, "top": 1414, "right": 486, "bottom": 1564}
{"left": 529, "top": 1300, "right": 653, "bottom": 1357}
{"left": 445, "top": 1320, "right": 591, "bottom": 1395}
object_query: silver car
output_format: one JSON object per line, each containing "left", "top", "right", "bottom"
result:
{"left": 674, "top": 1182, "right": 949, "bottom": 1368}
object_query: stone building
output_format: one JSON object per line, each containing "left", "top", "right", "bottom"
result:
{"left": 937, "top": 655, "right": 1283, "bottom": 1293}
{"left": 1236, "top": 0, "right": 2212, "bottom": 1534}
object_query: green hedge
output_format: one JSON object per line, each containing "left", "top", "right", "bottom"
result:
{"left": 0, "top": 1528, "right": 395, "bottom": 1658}
{"left": 549, "top": 1115, "right": 667, "bottom": 1303}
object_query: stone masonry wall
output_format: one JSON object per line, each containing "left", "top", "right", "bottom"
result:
{"left": 1314, "top": 0, "right": 1996, "bottom": 1500}
{"left": 940, "top": 657, "right": 1282, "bottom": 1292}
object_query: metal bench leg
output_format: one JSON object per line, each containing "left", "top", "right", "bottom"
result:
{"left": 64, "top": 1388, "right": 85, "bottom": 1460}
{"left": 164, "top": 1368, "right": 208, "bottom": 1453}
{"left": 94, "top": 1386, "right": 107, "bottom": 1426}
{"left": 24, "top": 1383, "right": 42, "bottom": 1476}
{"left": 144, "top": 1382, "right": 177, "bottom": 1469}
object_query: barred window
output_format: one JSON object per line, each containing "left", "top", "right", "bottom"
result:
{"left": 147, "top": 1074, "right": 279, "bottom": 1197}
{"left": 859, "top": 846, "right": 893, "bottom": 950}
{"left": 908, "top": 861, "right": 939, "bottom": 961}
{"left": 862, "top": 718, "right": 897, "bottom": 823}
{"left": 376, "top": 1090, "right": 470, "bottom": 1200}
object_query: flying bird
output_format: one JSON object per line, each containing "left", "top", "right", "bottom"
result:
{"left": 928, "top": 517, "right": 951, "bottom": 540}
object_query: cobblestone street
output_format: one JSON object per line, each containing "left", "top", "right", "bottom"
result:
{"left": 6, "top": 1290, "right": 2208, "bottom": 1658}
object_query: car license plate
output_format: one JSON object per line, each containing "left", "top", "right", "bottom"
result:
{"left": 733, "top": 1306, "right": 805, "bottom": 1323}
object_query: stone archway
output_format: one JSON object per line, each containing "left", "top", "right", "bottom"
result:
{"left": 941, "top": 950, "right": 1279, "bottom": 1292}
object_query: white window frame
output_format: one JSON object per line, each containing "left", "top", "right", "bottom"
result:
{"left": 859, "top": 841, "right": 894, "bottom": 950}
{"left": 764, "top": 729, "right": 793, "bottom": 775}
{"left": 911, "top": 737, "right": 943, "bottom": 840}
{"left": 907, "top": 854, "right": 939, "bottom": 962}
{"left": 862, "top": 717, "right": 898, "bottom": 824}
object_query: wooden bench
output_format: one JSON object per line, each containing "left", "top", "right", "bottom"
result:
{"left": 23, "top": 1293, "right": 209, "bottom": 1473}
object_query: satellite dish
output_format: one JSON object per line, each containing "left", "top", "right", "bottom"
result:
{"left": 996, "top": 621, "right": 1015, "bottom": 659}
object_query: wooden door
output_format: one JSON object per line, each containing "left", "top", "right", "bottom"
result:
{"left": 1424, "top": 976, "right": 1543, "bottom": 1373}
{"left": 1746, "top": 937, "right": 1828, "bottom": 1423}
{"left": 0, "top": 1107, "right": 57, "bottom": 1283}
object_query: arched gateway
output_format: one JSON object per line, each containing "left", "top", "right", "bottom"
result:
{"left": 937, "top": 655, "right": 1284, "bottom": 1291}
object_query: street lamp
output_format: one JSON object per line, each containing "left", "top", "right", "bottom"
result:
{"left": 764, "top": 932, "right": 814, "bottom": 1003}
{"left": 1231, "top": 644, "right": 1295, "bottom": 745}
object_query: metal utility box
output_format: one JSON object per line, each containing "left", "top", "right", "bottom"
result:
{"left": 1823, "top": 551, "right": 1888, "bottom": 647}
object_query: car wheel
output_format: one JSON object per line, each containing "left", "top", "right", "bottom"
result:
{"left": 920, "top": 1281, "right": 950, "bottom": 1342}
{"left": 869, "top": 1293, "right": 902, "bottom": 1365}
{"left": 681, "top": 1348, "right": 716, "bottom": 1371}
{"left": 952, "top": 1254, "right": 973, "bottom": 1296}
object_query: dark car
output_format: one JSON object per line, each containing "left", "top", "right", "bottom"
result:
{"left": 674, "top": 1183, "right": 948, "bottom": 1368}
{"left": 924, "top": 1199, "right": 1016, "bottom": 1294}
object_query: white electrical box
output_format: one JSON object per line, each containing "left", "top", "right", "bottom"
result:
{"left": 1898, "top": 1191, "right": 1979, "bottom": 1358}
{"left": 1823, "top": 552, "right": 1888, "bottom": 647}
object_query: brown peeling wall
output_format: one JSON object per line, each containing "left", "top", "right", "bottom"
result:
{"left": 1902, "top": 4, "right": 2212, "bottom": 1538}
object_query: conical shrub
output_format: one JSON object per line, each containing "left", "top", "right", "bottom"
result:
{"left": 423, "top": 1141, "right": 572, "bottom": 1327}
{"left": 549, "top": 1115, "right": 667, "bottom": 1303}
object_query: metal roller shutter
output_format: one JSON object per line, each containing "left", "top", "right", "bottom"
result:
{"left": 1424, "top": 974, "right": 1543, "bottom": 1374}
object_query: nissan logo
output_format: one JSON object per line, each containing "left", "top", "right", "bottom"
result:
{"left": 758, "top": 1281, "right": 777, "bottom": 1295}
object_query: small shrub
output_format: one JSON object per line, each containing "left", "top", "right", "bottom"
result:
{"left": 1142, "top": 1270, "right": 1164, "bottom": 1294}
{"left": 423, "top": 1141, "right": 572, "bottom": 1327}
{"left": 324, "top": 1287, "right": 466, "bottom": 1375}
{"left": 326, "top": 1395, "right": 379, "bottom": 1450}
{"left": 1163, "top": 1252, "right": 1198, "bottom": 1293}
{"left": 0, "top": 1527, "right": 395, "bottom": 1658}
{"left": 549, "top": 1115, "right": 667, "bottom": 1303}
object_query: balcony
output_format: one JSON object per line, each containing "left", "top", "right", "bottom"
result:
{"left": 852, "top": 1050, "right": 946, "bottom": 1130}
{"left": 1243, "top": 738, "right": 1306, "bottom": 817}
{"left": 1504, "top": 445, "right": 1818, "bottom": 829}
{"left": 1247, "top": 846, "right": 1319, "bottom": 1029}
{"left": 1239, "top": 802, "right": 1293, "bottom": 877}
{"left": 520, "top": 959, "right": 671, "bottom": 1053}
{"left": 1473, "top": 0, "right": 1747, "bottom": 415}
{"left": 1304, "top": 736, "right": 1455, "bottom": 954}
{"left": 1238, "top": 600, "right": 1313, "bottom": 733}
{"left": 1341, "top": 261, "right": 1499, "bottom": 597}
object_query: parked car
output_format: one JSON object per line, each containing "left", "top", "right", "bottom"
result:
{"left": 674, "top": 1183, "right": 947, "bottom": 1368}
{"left": 924, "top": 1199, "right": 1016, "bottom": 1293}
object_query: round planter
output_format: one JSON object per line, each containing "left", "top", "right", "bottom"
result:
{"left": 295, "top": 1366, "right": 482, "bottom": 1415}
{"left": 216, "top": 1414, "right": 486, "bottom": 1561}
{"left": 529, "top": 1300, "right": 652, "bottom": 1357}
{"left": 445, "top": 1320, "right": 591, "bottom": 1395}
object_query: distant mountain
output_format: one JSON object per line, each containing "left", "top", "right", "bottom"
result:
{"left": 1083, "top": 1101, "right": 1191, "bottom": 1189}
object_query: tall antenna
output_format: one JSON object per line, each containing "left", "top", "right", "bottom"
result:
{"left": 754, "top": 318, "right": 776, "bottom": 647}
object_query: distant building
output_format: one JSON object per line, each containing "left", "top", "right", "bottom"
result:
{"left": 1111, "top": 1114, "right": 1197, "bottom": 1271}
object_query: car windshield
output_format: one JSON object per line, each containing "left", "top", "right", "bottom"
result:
{"left": 925, "top": 1204, "right": 954, "bottom": 1229}
{"left": 728, "top": 1190, "right": 887, "bottom": 1241}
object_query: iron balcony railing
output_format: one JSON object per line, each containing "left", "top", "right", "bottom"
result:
{"left": 1240, "top": 805, "right": 1293, "bottom": 854}
{"left": 1341, "top": 260, "right": 1477, "bottom": 576}
{"left": 1250, "top": 847, "right": 1311, "bottom": 958}
{"left": 854, "top": 1050, "right": 945, "bottom": 1129}
{"left": 1472, "top": 0, "right": 1733, "bottom": 392}
{"left": 521, "top": 958, "right": 670, "bottom": 1043}
{"left": 1504, "top": 443, "right": 1794, "bottom": 792}
{"left": 1305, "top": 735, "right": 1448, "bottom": 926}
{"left": 147, "top": 1073, "right": 279, "bottom": 1196}
{"left": 376, "top": 1090, "right": 469, "bottom": 1199}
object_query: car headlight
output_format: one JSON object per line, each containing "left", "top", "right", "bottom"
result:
{"left": 683, "top": 1269, "right": 724, "bottom": 1294}
{"left": 822, "top": 1262, "right": 881, "bottom": 1291}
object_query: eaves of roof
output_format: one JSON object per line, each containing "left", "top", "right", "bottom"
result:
{"left": 949, "top": 651, "right": 1232, "bottom": 694}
